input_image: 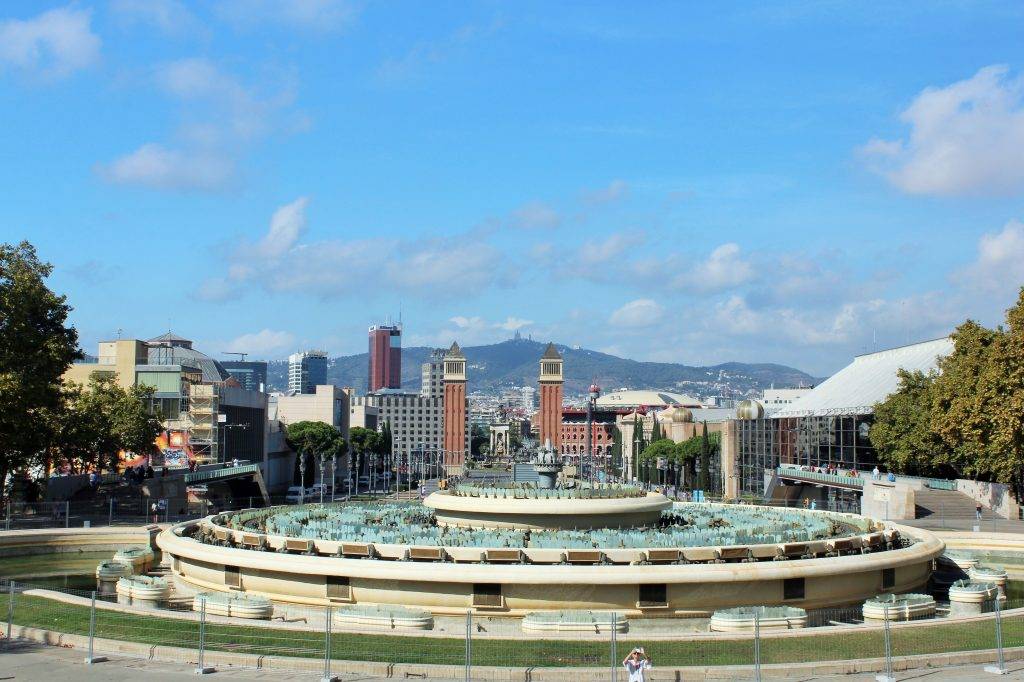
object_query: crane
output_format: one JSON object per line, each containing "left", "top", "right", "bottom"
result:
{"left": 224, "top": 351, "right": 248, "bottom": 361}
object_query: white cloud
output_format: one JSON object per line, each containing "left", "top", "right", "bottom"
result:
{"left": 98, "top": 144, "right": 235, "bottom": 191}
{"left": 860, "top": 65, "right": 1024, "bottom": 196}
{"left": 955, "top": 219, "right": 1024, "bottom": 293}
{"left": 258, "top": 197, "right": 309, "bottom": 256}
{"left": 99, "top": 58, "right": 300, "bottom": 192}
{"left": 408, "top": 314, "right": 536, "bottom": 348}
{"left": 111, "top": 0, "right": 198, "bottom": 36}
{"left": 582, "top": 179, "right": 629, "bottom": 205}
{"left": 223, "top": 329, "right": 297, "bottom": 357}
{"left": 496, "top": 316, "right": 533, "bottom": 331}
{"left": 215, "top": 0, "right": 357, "bottom": 32}
{"left": 193, "top": 276, "right": 240, "bottom": 302}
{"left": 511, "top": 202, "right": 560, "bottom": 230}
{"left": 685, "top": 243, "right": 754, "bottom": 291}
{"left": 197, "top": 199, "right": 513, "bottom": 301}
{"left": 609, "top": 299, "right": 664, "bottom": 328}
{"left": 377, "top": 20, "right": 500, "bottom": 82}
{"left": 0, "top": 6, "right": 100, "bottom": 80}
{"left": 577, "top": 232, "right": 638, "bottom": 267}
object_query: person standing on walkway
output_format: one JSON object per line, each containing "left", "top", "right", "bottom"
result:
{"left": 623, "top": 648, "right": 651, "bottom": 682}
{"left": 976, "top": 504, "right": 983, "bottom": 521}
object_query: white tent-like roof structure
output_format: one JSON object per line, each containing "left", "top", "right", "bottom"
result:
{"left": 772, "top": 337, "right": 954, "bottom": 418}
{"left": 596, "top": 389, "right": 701, "bottom": 410}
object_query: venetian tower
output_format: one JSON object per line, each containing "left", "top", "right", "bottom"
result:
{"left": 442, "top": 342, "right": 468, "bottom": 471}
{"left": 538, "top": 343, "right": 564, "bottom": 449}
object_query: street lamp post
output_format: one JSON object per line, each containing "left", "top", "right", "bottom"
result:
{"left": 299, "top": 449, "right": 306, "bottom": 505}
{"left": 319, "top": 453, "right": 326, "bottom": 504}
{"left": 632, "top": 428, "right": 641, "bottom": 483}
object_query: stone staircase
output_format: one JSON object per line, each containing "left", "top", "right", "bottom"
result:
{"left": 914, "top": 487, "right": 990, "bottom": 519}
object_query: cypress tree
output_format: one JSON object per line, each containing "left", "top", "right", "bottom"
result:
{"left": 697, "top": 420, "right": 710, "bottom": 493}
{"left": 650, "top": 416, "right": 663, "bottom": 442}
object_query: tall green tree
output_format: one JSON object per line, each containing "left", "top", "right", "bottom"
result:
{"left": 650, "top": 416, "right": 664, "bottom": 442}
{"left": 870, "top": 369, "right": 952, "bottom": 476}
{"left": 378, "top": 420, "right": 393, "bottom": 456}
{"left": 470, "top": 424, "right": 489, "bottom": 457}
{"left": 53, "top": 374, "right": 162, "bottom": 474}
{"left": 697, "top": 421, "right": 711, "bottom": 492}
{"left": 0, "top": 241, "right": 80, "bottom": 491}
{"left": 286, "top": 421, "right": 345, "bottom": 488}
{"left": 870, "top": 288, "right": 1024, "bottom": 496}
{"left": 609, "top": 425, "right": 622, "bottom": 477}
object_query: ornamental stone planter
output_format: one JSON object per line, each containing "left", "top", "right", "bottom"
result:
{"left": 193, "top": 592, "right": 274, "bottom": 620}
{"left": 116, "top": 575, "right": 170, "bottom": 605}
{"left": 333, "top": 604, "right": 434, "bottom": 631}
{"left": 862, "top": 593, "right": 936, "bottom": 622}
{"left": 112, "top": 546, "right": 156, "bottom": 573}
{"left": 96, "top": 560, "right": 131, "bottom": 582}
{"left": 968, "top": 565, "right": 1007, "bottom": 600}
{"left": 709, "top": 606, "right": 807, "bottom": 632}
{"left": 522, "top": 610, "right": 628, "bottom": 634}
{"left": 948, "top": 580, "right": 998, "bottom": 616}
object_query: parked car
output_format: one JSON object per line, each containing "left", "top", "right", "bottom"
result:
{"left": 357, "top": 476, "right": 371, "bottom": 488}
{"left": 308, "top": 483, "right": 334, "bottom": 498}
{"left": 285, "top": 485, "right": 314, "bottom": 504}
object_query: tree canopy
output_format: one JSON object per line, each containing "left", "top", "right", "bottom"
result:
{"left": 871, "top": 288, "right": 1024, "bottom": 495}
{"left": 286, "top": 421, "right": 345, "bottom": 487}
{"left": 52, "top": 374, "right": 162, "bottom": 474}
{"left": 0, "top": 241, "right": 80, "bottom": 491}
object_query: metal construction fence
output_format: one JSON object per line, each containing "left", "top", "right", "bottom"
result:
{"left": 1, "top": 578, "right": 1022, "bottom": 680}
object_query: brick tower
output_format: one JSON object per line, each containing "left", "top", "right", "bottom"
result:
{"left": 442, "top": 342, "right": 468, "bottom": 471}
{"left": 538, "top": 343, "right": 564, "bottom": 449}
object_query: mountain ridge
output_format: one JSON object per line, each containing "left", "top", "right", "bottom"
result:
{"left": 265, "top": 338, "right": 821, "bottom": 396}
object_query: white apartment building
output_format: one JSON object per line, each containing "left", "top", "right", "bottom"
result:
{"left": 349, "top": 390, "right": 445, "bottom": 456}
{"left": 421, "top": 350, "right": 444, "bottom": 399}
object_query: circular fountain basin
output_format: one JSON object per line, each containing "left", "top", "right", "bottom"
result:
{"left": 424, "top": 491, "right": 671, "bottom": 530}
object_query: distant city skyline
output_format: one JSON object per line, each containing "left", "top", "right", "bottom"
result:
{"left": 4, "top": 2, "right": 1024, "bottom": 376}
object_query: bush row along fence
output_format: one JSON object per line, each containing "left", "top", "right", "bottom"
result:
{"left": 0, "top": 578, "right": 1021, "bottom": 680}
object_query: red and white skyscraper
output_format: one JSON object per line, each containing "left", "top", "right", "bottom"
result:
{"left": 368, "top": 324, "right": 402, "bottom": 392}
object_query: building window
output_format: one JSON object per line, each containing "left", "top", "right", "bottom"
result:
{"left": 638, "top": 584, "right": 667, "bottom": 607}
{"left": 783, "top": 577, "right": 805, "bottom": 600}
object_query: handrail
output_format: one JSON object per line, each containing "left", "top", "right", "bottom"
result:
{"left": 185, "top": 463, "right": 260, "bottom": 484}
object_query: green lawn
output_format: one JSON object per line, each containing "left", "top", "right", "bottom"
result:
{"left": 8, "top": 592, "right": 1020, "bottom": 667}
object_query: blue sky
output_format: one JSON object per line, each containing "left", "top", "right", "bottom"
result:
{"left": 3, "top": 1, "right": 1024, "bottom": 377}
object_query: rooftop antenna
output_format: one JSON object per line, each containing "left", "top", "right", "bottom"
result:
{"left": 116, "top": 328, "right": 123, "bottom": 339}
